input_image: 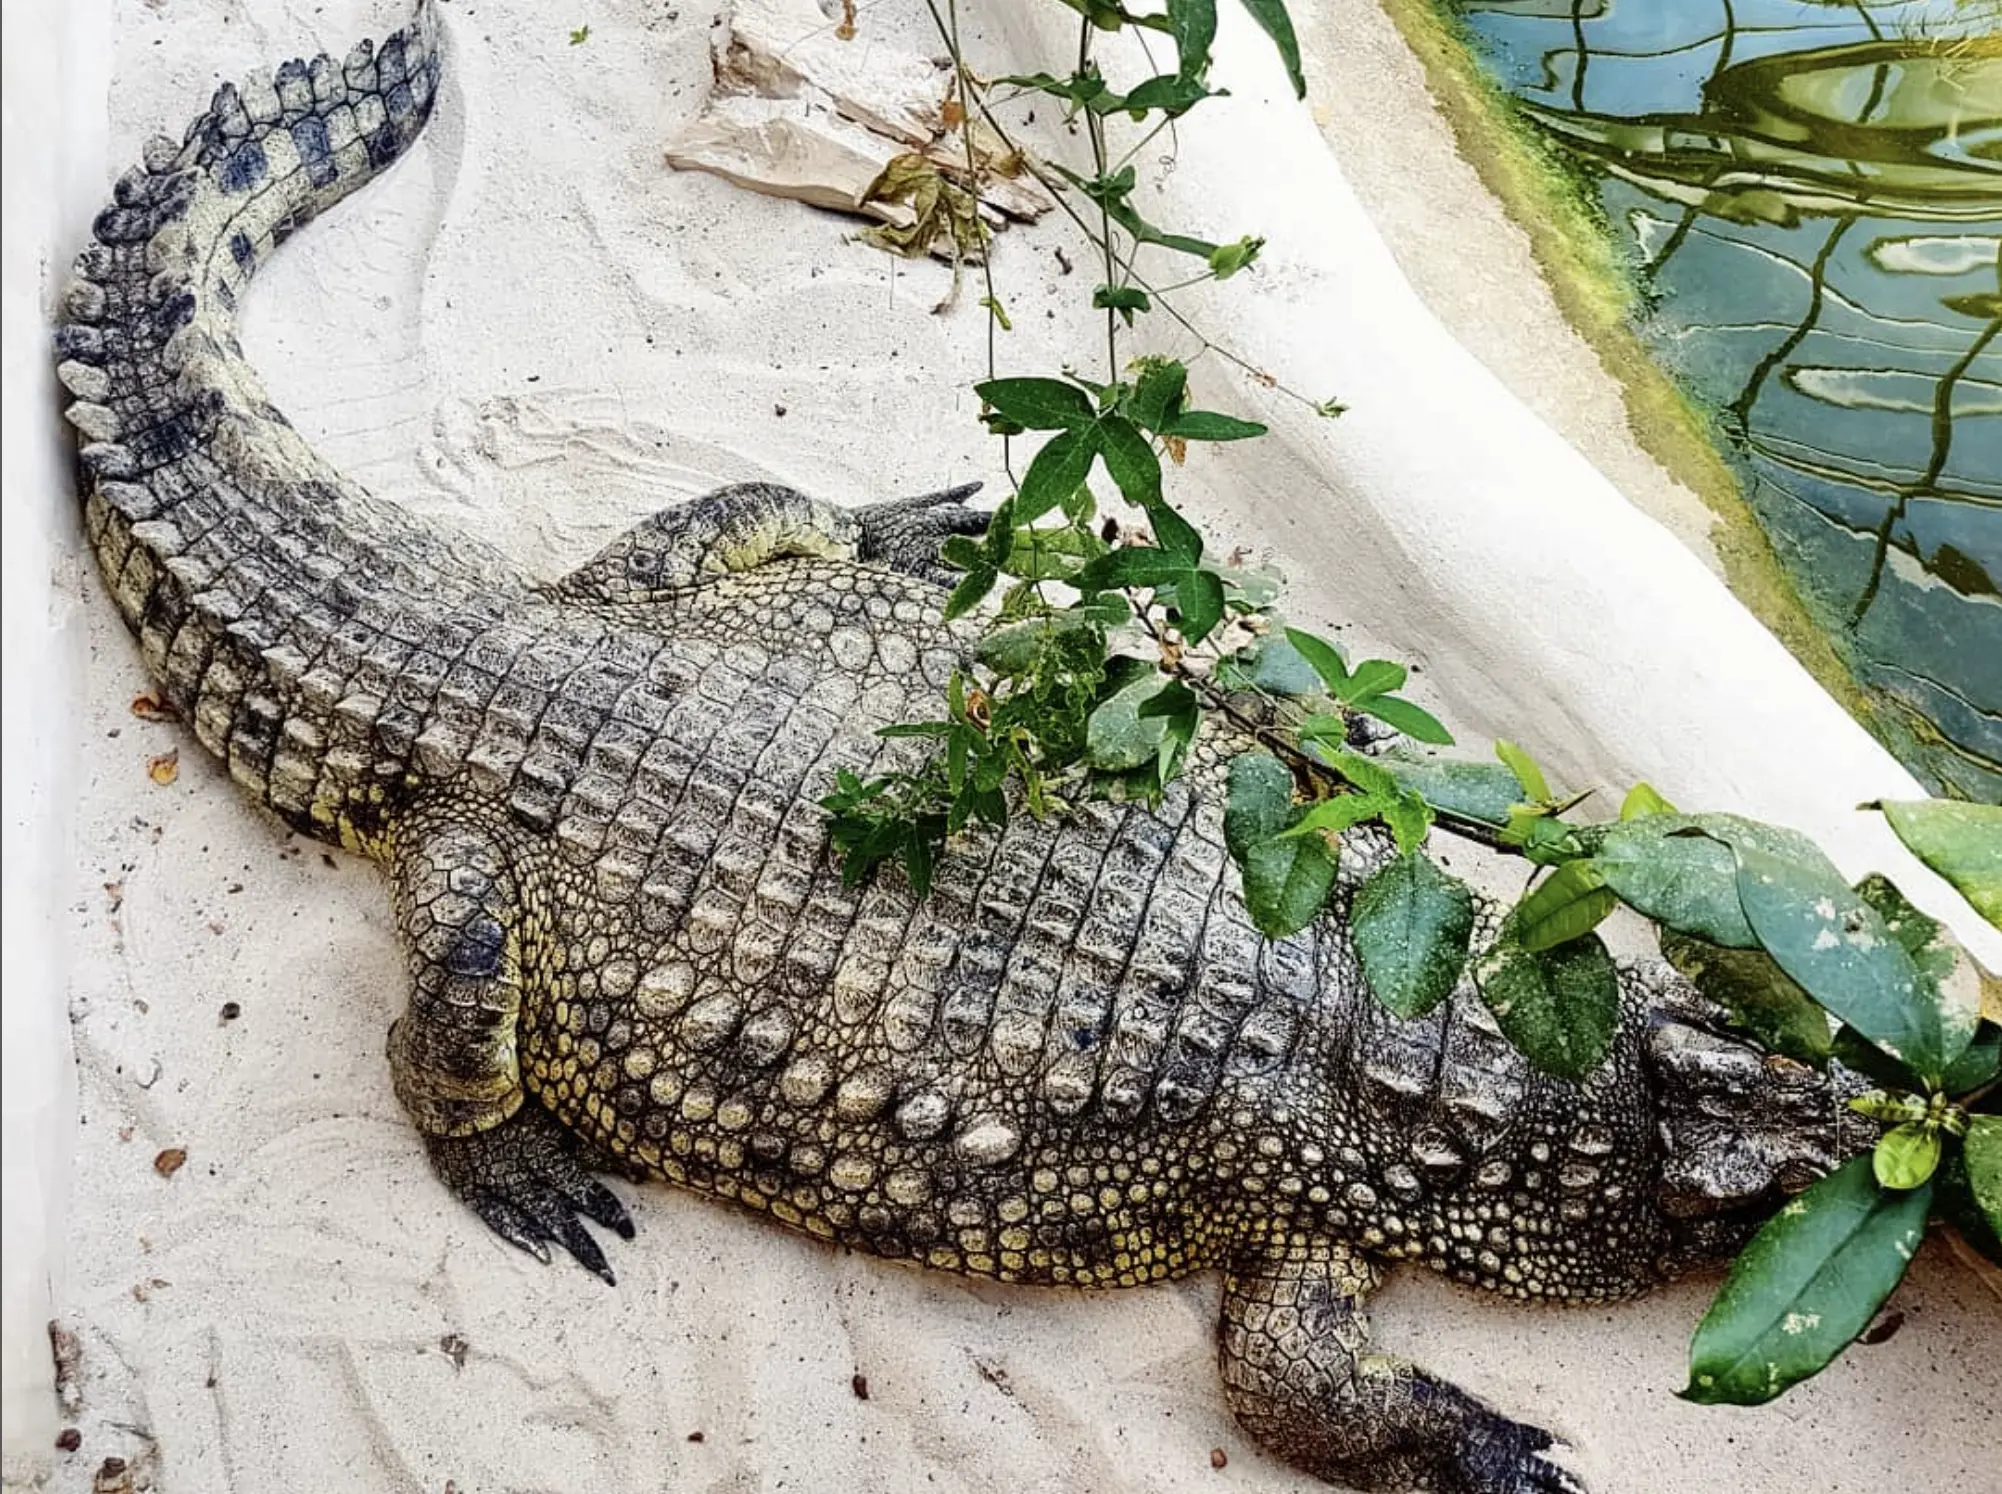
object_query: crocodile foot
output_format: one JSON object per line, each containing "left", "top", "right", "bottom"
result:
{"left": 1451, "top": 1413, "right": 1585, "bottom": 1494}
{"left": 426, "top": 1102, "right": 636, "bottom": 1285}
{"left": 859, "top": 481, "right": 989, "bottom": 586}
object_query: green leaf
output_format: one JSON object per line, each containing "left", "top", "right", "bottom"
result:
{"left": 1086, "top": 672, "right": 1173, "bottom": 771}
{"left": 1092, "top": 282, "right": 1154, "bottom": 322}
{"left": 1234, "top": 0, "right": 1305, "bottom": 97}
{"left": 1941, "top": 1023, "right": 2000, "bottom": 1095}
{"left": 976, "top": 377, "right": 1097, "bottom": 431}
{"left": 1683, "top": 1155, "right": 1929, "bottom": 1406}
{"left": 1594, "top": 814, "right": 1821, "bottom": 950}
{"left": 1358, "top": 694, "right": 1454, "bottom": 746}
{"left": 1174, "top": 568, "right": 1226, "bottom": 643}
{"left": 939, "top": 533, "right": 986, "bottom": 571}
{"left": 1377, "top": 750, "right": 1524, "bottom": 828}
{"left": 1097, "top": 415, "right": 1163, "bottom": 510}
{"left": 976, "top": 612, "right": 1103, "bottom": 674}
{"left": 569, "top": 24, "right": 590, "bottom": 44}
{"left": 1167, "top": 0, "right": 1218, "bottom": 80}
{"left": 1146, "top": 499, "right": 1204, "bottom": 563}
{"left": 1207, "top": 236, "right": 1264, "bottom": 279}
{"left": 1854, "top": 872, "right": 1982, "bottom": 1070}
{"left": 1622, "top": 781, "right": 1677, "bottom": 819}
{"left": 1282, "top": 626, "right": 1350, "bottom": 694}
{"left": 1337, "top": 658, "right": 1406, "bottom": 704}
{"left": 1274, "top": 792, "right": 1388, "bottom": 841}
{"left": 1351, "top": 852, "right": 1476, "bottom": 1018}
{"left": 1936, "top": 1146, "right": 2002, "bottom": 1267}
{"left": 1965, "top": 1115, "right": 2002, "bottom": 1248}
{"left": 1659, "top": 932, "right": 1834, "bottom": 1068}
{"left": 1717, "top": 835, "right": 1951, "bottom": 1086}
{"left": 1233, "top": 633, "right": 1321, "bottom": 696}
{"left": 1075, "top": 545, "right": 1193, "bottom": 592}
{"left": 1224, "top": 751, "right": 1293, "bottom": 859}
{"left": 1872, "top": 799, "right": 2002, "bottom": 929}
{"left": 1494, "top": 739, "right": 1551, "bottom": 803}
{"left": 1476, "top": 928, "right": 1620, "bottom": 1082}
{"left": 1125, "top": 359, "right": 1188, "bottom": 434}
{"left": 1239, "top": 832, "right": 1339, "bottom": 940}
{"left": 1513, "top": 860, "right": 1618, "bottom": 952}
{"left": 978, "top": 294, "right": 1013, "bottom": 331}
{"left": 1872, "top": 1122, "right": 1942, "bottom": 1190}
{"left": 1379, "top": 791, "right": 1434, "bottom": 853}
{"left": 1118, "top": 73, "right": 1216, "bottom": 117}
{"left": 1162, "top": 408, "right": 1268, "bottom": 441}
{"left": 901, "top": 821, "right": 938, "bottom": 898}
{"left": 997, "top": 69, "right": 1112, "bottom": 110}
{"left": 943, "top": 564, "right": 997, "bottom": 621}
{"left": 1014, "top": 427, "right": 1101, "bottom": 523}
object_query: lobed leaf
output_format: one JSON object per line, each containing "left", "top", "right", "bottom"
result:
{"left": 1683, "top": 1155, "right": 1929, "bottom": 1406}
{"left": 976, "top": 377, "right": 1096, "bottom": 431}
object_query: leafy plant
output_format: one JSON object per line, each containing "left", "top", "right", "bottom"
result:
{"left": 825, "top": 0, "right": 2001, "bottom": 1403}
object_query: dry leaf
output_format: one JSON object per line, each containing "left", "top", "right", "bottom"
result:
{"left": 153, "top": 1148, "right": 187, "bottom": 1177}
{"left": 130, "top": 692, "right": 180, "bottom": 722}
{"left": 146, "top": 749, "right": 179, "bottom": 786}
{"left": 1163, "top": 434, "right": 1188, "bottom": 466}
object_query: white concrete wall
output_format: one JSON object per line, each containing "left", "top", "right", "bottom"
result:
{"left": 2, "top": 0, "right": 110, "bottom": 1478}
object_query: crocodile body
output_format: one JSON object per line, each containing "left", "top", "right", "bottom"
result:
{"left": 57, "top": 7, "right": 1865, "bottom": 1491}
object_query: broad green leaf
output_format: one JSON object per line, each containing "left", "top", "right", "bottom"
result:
{"left": 1118, "top": 74, "right": 1215, "bottom": 117}
{"left": 1352, "top": 852, "right": 1476, "bottom": 1018}
{"left": 976, "top": 612, "right": 1103, "bottom": 674}
{"left": 1494, "top": 739, "right": 1551, "bottom": 803}
{"left": 1965, "top": 1115, "right": 2002, "bottom": 1249}
{"left": 1622, "top": 781, "right": 1677, "bottom": 819}
{"left": 1097, "top": 415, "right": 1164, "bottom": 510}
{"left": 1146, "top": 500, "right": 1204, "bottom": 563}
{"left": 975, "top": 377, "right": 1096, "bottom": 431}
{"left": 1274, "top": 792, "right": 1387, "bottom": 841}
{"left": 1872, "top": 1123, "right": 1942, "bottom": 1190}
{"left": 1476, "top": 928, "right": 1620, "bottom": 1082}
{"left": 1167, "top": 0, "right": 1218, "bottom": 79}
{"left": 1854, "top": 873, "right": 1982, "bottom": 1070}
{"left": 1014, "top": 427, "right": 1100, "bottom": 522}
{"left": 1595, "top": 814, "right": 1821, "bottom": 950}
{"left": 1234, "top": 0, "right": 1305, "bottom": 97}
{"left": 1315, "top": 745, "right": 1396, "bottom": 799}
{"left": 1126, "top": 358, "right": 1188, "bottom": 433}
{"left": 1174, "top": 568, "right": 1227, "bottom": 643}
{"left": 1230, "top": 633, "right": 1321, "bottom": 696}
{"left": 1075, "top": 546, "right": 1192, "bottom": 592}
{"left": 1683, "top": 1155, "right": 1929, "bottom": 1406}
{"left": 902, "top": 822, "right": 937, "bottom": 898}
{"left": 1283, "top": 626, "right": 1350, "bottom": 694}
{"left": 1224, "top": 751, "right": 1293, "bottom": 858}
{"left": 1358, "top": 694, "right": 1454, "bottom": 746}
{"left": 1514, "top": 860, "right": 1618, "bottom": 952}
{"left": 1659, "top": 932, "right": 1834, "bottom": 1068}
{"left": 1936, "top": 1148, "right": 2002, "bottom": 1268}
{"left": 1941, "top": 1023, "right": 2000, "bottom": 1095}
{"left": 1719, "top": 836, "right": 1951, "bottom": 1086}
{"left": 1377, "top": 750, "right": 1523, "bottom": 828}
{"left": 1086, "top": 672, "right": 1172, "bottom": 771}
{"left": 1162, "top": 408, "right": 1267, "bottom": 441}
{"left": 939, "top": 533, "right": 985, "bottom": 571}
{"left": 1873, "top": 798, "right": 2002, "bottom": 929}
{"left": 943, "top": 564, "right": 997, "bottom": 620}
{"left": 1239, "top": 832, "right": 1339, "bottom": 940}
{"left": 1338, "top": 658, "right": 1406, "bottom": 704}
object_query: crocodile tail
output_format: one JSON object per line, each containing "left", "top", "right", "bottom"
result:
{"left": 50, "top": 2, "right": 496, "bottom": 846}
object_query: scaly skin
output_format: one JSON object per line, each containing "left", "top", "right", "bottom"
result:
{"left": 57, "top": 7, "right": 1872, "bottom": 1491}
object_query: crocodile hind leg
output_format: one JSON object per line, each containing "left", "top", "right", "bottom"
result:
{"left": 387, "top": 808, "right": 633, "bottom": 1282}
{"left": 1219, "top": 1236, "right": 1583, "bottom": 1494}
{"left": 542, "top": 480, "right": 986, "bottom": 604}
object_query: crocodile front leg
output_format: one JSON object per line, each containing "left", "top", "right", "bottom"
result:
{"left": 387, "top": 806, "right": 633, "bottom": 1282}
{"left": 1219, "top": 1237, "right": 1583, "bottom": 1494}
{"left": 543, "top": 480, "right": 985, "bottom": 604}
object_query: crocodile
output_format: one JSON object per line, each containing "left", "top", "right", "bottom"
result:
{"left": 56, "top": 5, "right": 1872, "bottom": 1491}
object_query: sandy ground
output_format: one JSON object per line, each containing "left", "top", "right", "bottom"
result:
{"left": 16, "top": 1, "right": 2001, "bottom": 1491}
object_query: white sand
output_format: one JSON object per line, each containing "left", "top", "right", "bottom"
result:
{"left": 6, "top": 1, "right": 1998, "bottom": 1490}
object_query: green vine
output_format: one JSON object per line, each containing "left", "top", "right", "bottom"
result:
{"left": 832, "top": 0, "right": 2002, "bottom": 1404}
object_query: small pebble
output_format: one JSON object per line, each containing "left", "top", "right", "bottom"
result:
{"left": 56, "top": 1429, "right": 80, "bottom": 1453}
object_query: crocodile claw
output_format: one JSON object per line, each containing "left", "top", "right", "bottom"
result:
{"left": 1457, "top": 1416, "right": 1587, "bottom": 1494}
{"left": 426, "top": 1102, "right": 635, "bottom": 1285}
{"left": 858, "top": 480, "right": 990, "bottom": 586}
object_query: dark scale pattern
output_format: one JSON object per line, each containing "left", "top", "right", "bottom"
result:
{"left": 59, "top": 6, "right": 1878, "bottom": 1491}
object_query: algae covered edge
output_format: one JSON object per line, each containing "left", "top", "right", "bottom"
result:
{"left": 1368, "top": 0, "right": 1888, "bottom": 758}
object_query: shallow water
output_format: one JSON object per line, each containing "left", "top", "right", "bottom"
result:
{"left": 1448, "top": 0, "right": 2001, "bottom": 799}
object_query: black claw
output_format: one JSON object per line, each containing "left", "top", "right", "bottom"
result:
{"left": 424, "top": 1103, "right": 636, "bottom": 1285}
